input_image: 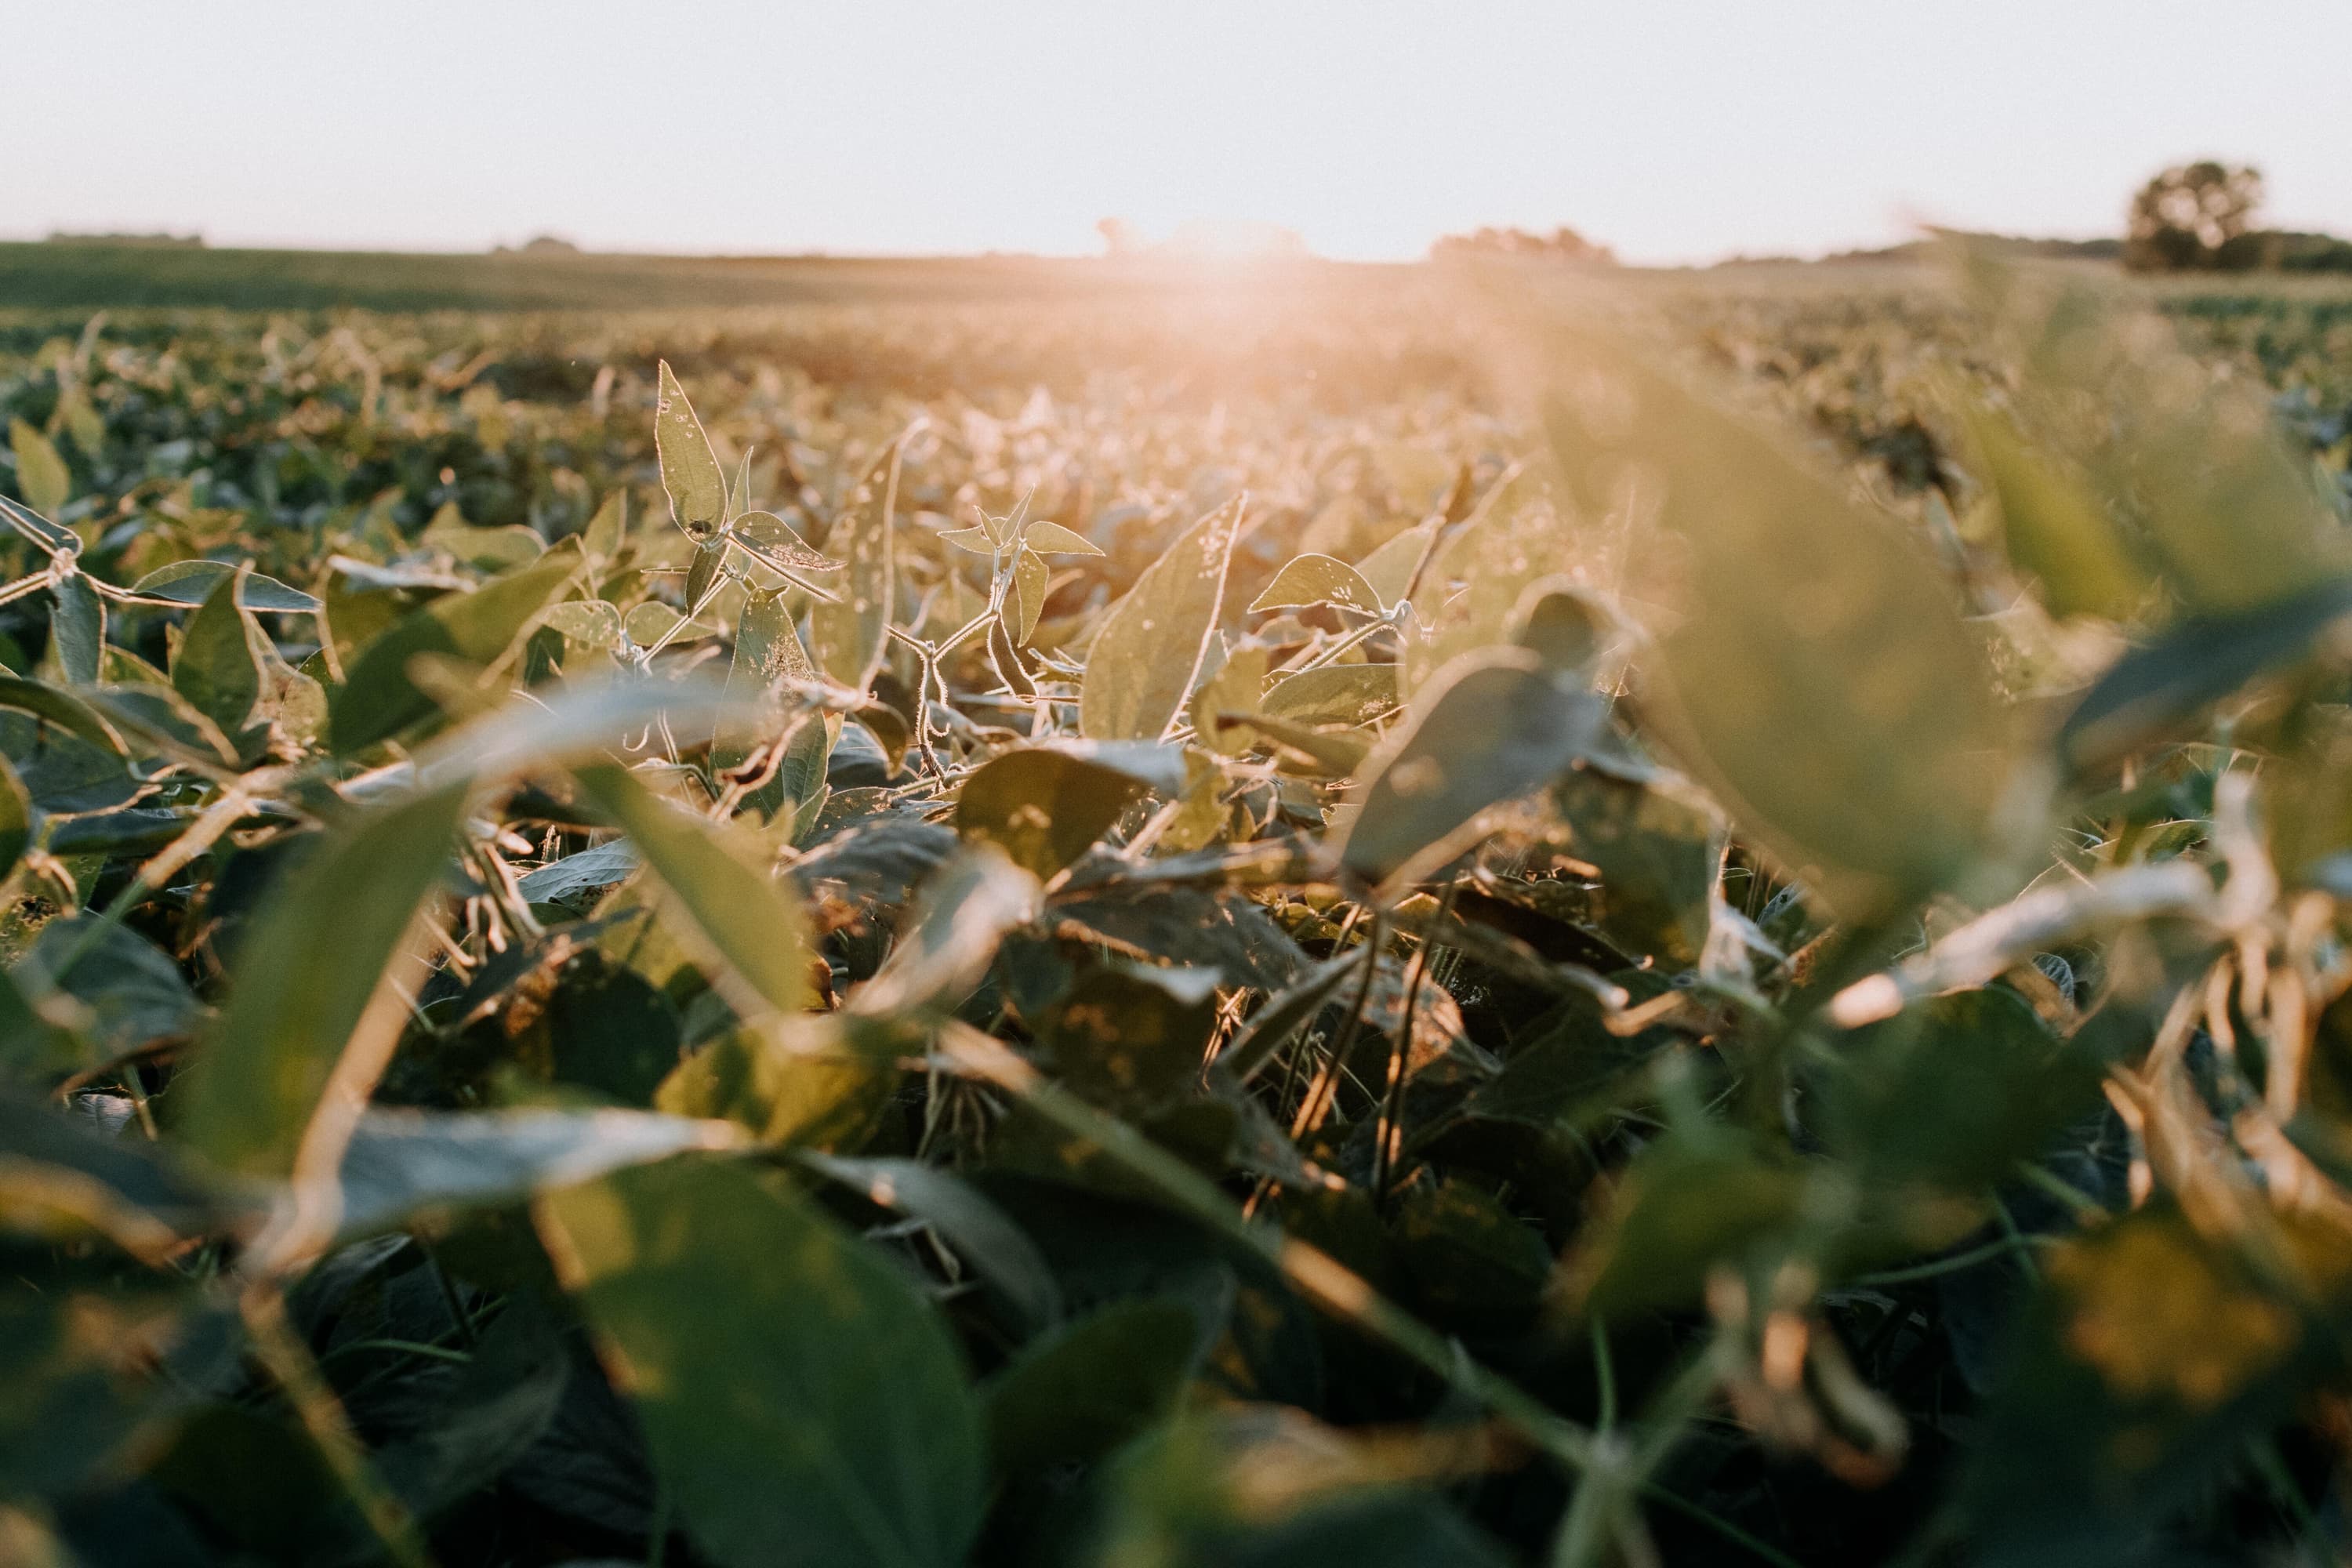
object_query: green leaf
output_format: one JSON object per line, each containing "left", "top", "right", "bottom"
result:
{"left": 1962, "top": 401, "right": 2152, "bottom": 621}
{"left": 538, "top": 597, "right": 621, "bottom": 651}
{"left": 1967, "top": 1204, "right": 2324, "bottom": 1561}
{"left": 810, "top": 441, "right": 902, "bottom": 693}
{"left": 848, "top": 846, "right": 1040, "bottom": 1020}
{"left": 537, "top": 1156, "right": 986, "bottom": 1568}
{"left": 47, "top": 574, "right": 103, "bottom": 686}
{"left": 1984, "top": 263, "right": 2344, "bottom": 615}
{"left": 1040, "top": 964, "right": 1221, "bottom": 1114}
{"left": 1080, "top": 495, "right": 1245, "bottom": 741}
{"left": 1338, "top": 651, "right": 1604, "bottom": 895}
{"left": 582, "top": 489, "right": 628, "bottom": 560}
{"left": 0, "top": 673, "right": 125, "bottom": 753}
{"left": 20, "top": 917, "right": 205, "bottom": 1066}
{"left": 798, "top": 1151, "right": 1065, "bottom": 1333}
{"left": 9, "top": 418, "right": 71, "bottom": 517}
{"left": 0, "top": 752, "right": 27, "bottom": 883}
{"left": 1553, "top": 767, "right": 1720, "bottom": 967}
{"left": 656, "top": 1016, "right": 891, "bottom": 1151}
{"left": 715, "top": 587, "right": 821, "bottom": 772}
{"left": 983, "top": 1298, "right": 1204, "bottom": 1475}
{"left": 170, "top": 568, "right": 269, "bottom": 744}
{"left": 654, "top": 361, "right": 726, "bottom": 543}
{"left": 956, "top": 746, "right": 1151, "bottom": 879}
{"left": 1559, "top": 1130, "right": 1809, "bottom": 1318}
{"left": 1820, "top": 987, "right": 2102, "bottom": 1192}
{"left": 1220, "top": 949, "right": 1365, "bottom": 1083}
{"left": 683, "top": 536, "right": 729, "bottom": 612}
{"left": 129, "top": 560, "right": 321, "bottom": 614}
{"left": 328, "top": 543, "right": 583, "bottom": 754}
{"left": 572, "top": 764, "right": 810, "bottom": 1017}
{"left": 1250, "top": 553, "right": 1382, "bottom": 615}
{"left": 1548, "top": 331, "right": 2020, "bottom": 914}
{"left": 2058, "top": 575, "right": 2352, "bottom": 773}
{"left": 421, "top": 502, "right": 545, "bottom": 571}
{"left": 180, "top": 782, "right": 470, "bottom": 1177}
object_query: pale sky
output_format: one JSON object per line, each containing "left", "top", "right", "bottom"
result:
{"left": 15, "top": 1, "right": 2351, "bottom": 264}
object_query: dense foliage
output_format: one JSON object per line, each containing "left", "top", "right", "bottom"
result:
{"left": 4, "top": 262, "right": 2352, "bottom": 1566}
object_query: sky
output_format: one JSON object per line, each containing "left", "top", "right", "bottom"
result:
{"left": 14, "top": 1, "right": 2352, "bottom": 265}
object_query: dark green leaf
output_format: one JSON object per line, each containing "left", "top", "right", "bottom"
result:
{"left": 1339, "top": 651, "right": 1603, "bottom": 894}
{"left": 180, "top": 783, "right": 470, "bottom": 1177}
{"left": 538, "top": 1156, "right": 985, "bottom": 1568}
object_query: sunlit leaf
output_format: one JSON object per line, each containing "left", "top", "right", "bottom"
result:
{"left": 810, "top": 440, "right": 902, "bottom": 693}
{"left": 1080, "top": 495, "right": 1245, "bottom": 742}
{"left": 1962, "top": 400, "right": 2152, "bottom": 621}
{"left": 328, "top": 544, "right": 583, "bottom": 753}
{"left": 1261, "top": 662, "right": 1399, "bottom": 727}
{"left": 1019, "top": 520, "right": 1104, "bottom": 557}
{"left": 1546, "top": 325, "right": 2022, "bottom": 913}
{"left": 1250, "top": 553, "right": 1382, "bottom": 615}
{"left": 332, "top": 1106, "right": 740, "bottom": 1241}
{"left": 572, "top": 763, "right": 810, "bottom": 1018}
{"left": 730, "top": 509, "right": 837, "bottom": 572}
{"left": 654, "top": 361, "right": 726, "bottom": 543}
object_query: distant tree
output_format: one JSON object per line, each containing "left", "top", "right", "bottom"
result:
{"left": 2124, "top": 162, "right": 2265, "bottom": 272}
{"left": 1430, "top": 225, "right": 1614, "bottom": 264}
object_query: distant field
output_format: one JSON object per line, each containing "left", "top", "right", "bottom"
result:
{"left": 0, "top": 241, "right": 1425, "bottom": 314}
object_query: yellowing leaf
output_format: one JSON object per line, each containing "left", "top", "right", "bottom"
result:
{"left": 1262, "top": 662, "right": 1399, "bottom": 728}
{"left": 1250, "top": 554, "right": 1383, "bottom": 615}
{"left": 1355, "top": 521, "right": 1435, "bottom": 610}
{"left": 1080, "top": 495, "right": 1244, "bottom": 742}
{"left": 1189, "top": 643, "right": 1266, "bottom": 758}
{"left": 1018, "top": 520, "right": 1104, "bottom": 557}
{"left": 8, "top": 419, "right": 71, "bottom": 518}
